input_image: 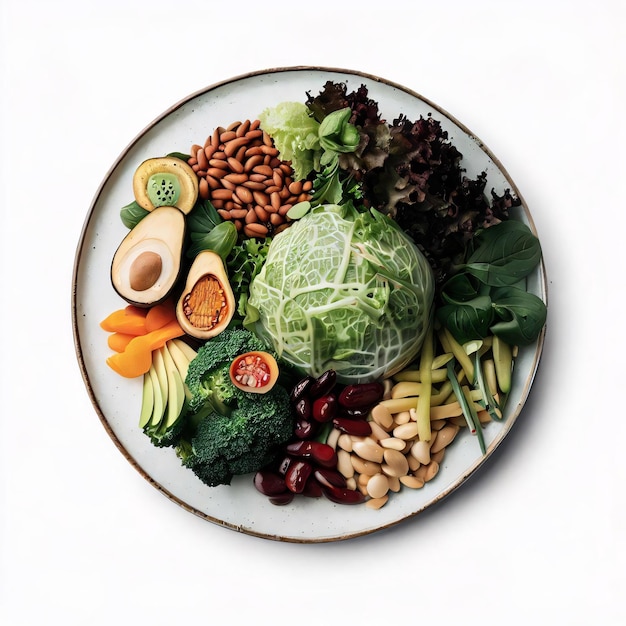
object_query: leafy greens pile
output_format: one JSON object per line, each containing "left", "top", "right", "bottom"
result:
{"left": 436, "top": 220, "right": 547, "bottom": 346}
{"left": 304, "top": 81, "right": 521, "bottom": 287}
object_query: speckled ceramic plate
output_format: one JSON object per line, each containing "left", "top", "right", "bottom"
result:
{"left": 72, "top": 67, "right": 547, "bottom": 542}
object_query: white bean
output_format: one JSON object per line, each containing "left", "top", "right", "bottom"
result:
{"left": 393, "top": 422, "right": 419, "bottom": 440}
{"left": 430, "top": 424, "right": 460, "bottom": 453}
{"left": 352, "top": 438, "right": 385, "bottom": 464}
{"left": 370, "top": 404, "right": 393, "bottom": 430}
{"left": 410, "top": 440, "right": 431, "bottom": 465}
{"left": 367, "top": 473, "right": 390, "bottom": 499}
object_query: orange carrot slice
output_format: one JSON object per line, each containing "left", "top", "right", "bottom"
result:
{"left": 106, "top": 319, "right": 185, "bottom": 378}
{"left": 100, "top": 306, "right": 148, "bottom": 335}
{"left": 144, "top": 299, "right": 177, "bottom": 333}
{"left": 107, "top": 332, "right": 135, "bottom": 353}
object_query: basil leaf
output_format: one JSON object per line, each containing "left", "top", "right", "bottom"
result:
{"left": 464, "top": 220, "right": 542, "bottom": 287}
{"left": 490, "top": 287, "right": 547, "bottom": 345}
{"left": 436, "top": 295, "right": 494, "bottom": 344}
{"left": 120, "top": 200, "right": 150, "bottom": 229}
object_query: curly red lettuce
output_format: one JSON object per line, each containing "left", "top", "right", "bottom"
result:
{"left": 305, "top": 81, "right": 520, "bottom": 287}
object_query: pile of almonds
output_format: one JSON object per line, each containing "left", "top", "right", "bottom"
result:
{"left": 188, "top": 119, "right": 312, "bottom": 238}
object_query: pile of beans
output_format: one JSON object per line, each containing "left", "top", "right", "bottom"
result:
{"left": 254, "top": 370, "right": 385, "bottom": 506}
{"left": 337, "top": 401, "right": 460, "bottom": 509}
{"left": 188, "top": 119, "right": 312, "bottom": 238}
{"left": 254, "top": 369, "right": 465, "bottom": 509}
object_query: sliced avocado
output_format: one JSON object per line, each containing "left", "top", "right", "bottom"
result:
{"left": 166, "top": 339, "right": 195, "bottom": 401}
{"left": 170, "top": 338, "right": 198, "bottom": 363}
{"left": 150, "top": 349, "right": 168, "bottom": 428}
{"left": 111, "top": 206, "right": 185, "bottom": 307}
{"left": 139, "top": 369, "right": 154, "bottom": 429}
{"left": 160, "top": 344, "right": 186, "bottom": 428}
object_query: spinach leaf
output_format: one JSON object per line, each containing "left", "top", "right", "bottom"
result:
{"left": 464, "top": 220, "right": 542, "bottom": 287}
{"left": 186, "top": 199, "right": 237, "bottom": 260}
{"left": 490, "top": 287, "right": 548, "bottom": 345}
{"left": 440, "top": 272, "right": 482, "bottom": 303}
{"left": 437, "top": 220, "right": 547, "bottom": 346}
{"left": 436, "top": 295, "right": 494, "bottom": 344}
{"left": 120, "top": 200, "right": 150, "bottom": 229}
{"left": 166, "top": 151, "right": 191, "bottom": 162}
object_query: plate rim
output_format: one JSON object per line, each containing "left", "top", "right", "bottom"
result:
{"left": 71, "top": 65, "right": 548, "bottom": 542}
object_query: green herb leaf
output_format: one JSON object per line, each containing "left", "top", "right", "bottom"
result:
{"left": 440, "top": 271, "right": 481, "bottom": 303}
{"left": 436, "top": 295, "right": 494, "bottom": 344}
{"left": 489, "top": 286, "right": 548, "bottom": 345}
{"left": 318, "top": 108, "right": 360, "bottom": 154}
{"left": 120, "top": 200, "right": 150, "bottom": 229}
{"left": 185, "top": 199, "right": 229, "bottom": 259}
{"left": 166, "top": 151, "right": 191, "bottom": 161}
{"left": 464, "top": 220, "right": 542, "bottom": 287}
{"left": 187, "top": 220, "right": 238, "bottom": 261}
{"left": 226, "top": 237, "right": 272, "bottom": 323}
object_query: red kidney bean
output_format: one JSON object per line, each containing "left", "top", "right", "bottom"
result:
{"left": 332, "top": 417, "right": 373, "bottom": 437}
{"left": 312, "top": 394, "right": 338, "bottom": 423}
{"left": 276, "top": 455, "right": 292, "bottom": 476}
{"left": 301, "top": 477, "right": 323, "bottom": 498}
{"left": 341, "top": 406, "right": 373, "bottom": 419}
{"left": 254, "top": 470, "right": 288, "bottom": 496}
{"left": 338, "top": 382, "right": 384, "bottom": 409}
{"left": 294, "top": 396, "right": 312, "bottom": 421}
{"left": 309, "top": 369, "right": 337, "bottom": 398}
{"left": 323, "top": 485, "right": 366, "bottom": 505}
{"left": 285, "top": 440, "right": 338, "bottom": 468}
{"left": 285, "top": 460, "right": 313, "bottom": 493}
{"left": 270, "top": 493, "right": 295, "bottom": 506}
{"left": 290, "top": 376, "right": 314, "bottom": 404}
{"left": 294, "top": 418, "right": 317, "bottom": 439}
{"left": 314, "top": 468, "right": 347, "bottom": 489}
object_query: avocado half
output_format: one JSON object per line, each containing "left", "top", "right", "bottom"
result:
{"left": 111, "top": 205, "right": 186, "bottom": 307}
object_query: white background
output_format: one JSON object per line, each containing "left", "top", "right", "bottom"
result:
{"left": 1, "top": 1, "right": 624, "bottom": 624}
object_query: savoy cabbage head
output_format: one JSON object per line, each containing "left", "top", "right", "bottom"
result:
{"left": 248, "top": 203, "right": 435, "bottom": 384}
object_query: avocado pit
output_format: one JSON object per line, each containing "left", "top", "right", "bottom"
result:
{"left": 129, "top": 251, "right": 163, "bottom": 291}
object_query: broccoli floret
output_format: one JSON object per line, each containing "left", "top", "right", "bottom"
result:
{"left": 178, "top": 384, "right": 293, "bottom": 487}
{"left": 174, "top": 328, "right": 295, "bottom": 487}
{"left": 185, "top": 328, "right": 269, "bottom": 414}
{"left": 188, "top": 363, "right": 236, "bottom": 418}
